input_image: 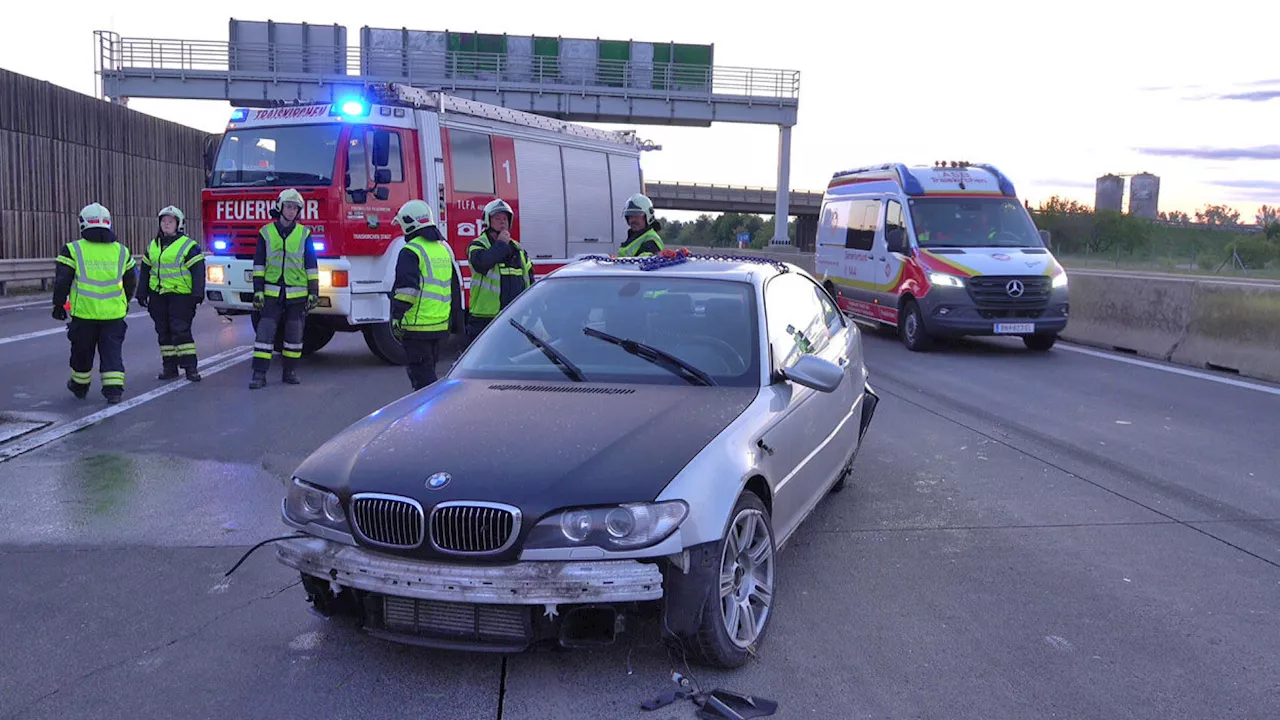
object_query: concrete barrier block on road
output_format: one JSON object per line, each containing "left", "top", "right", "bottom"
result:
{"left": 1058, "top": 274, "right": 1196, "bottom": 360}
{"left": 1172, "top": 281, "right": 1280, "bottom": 383}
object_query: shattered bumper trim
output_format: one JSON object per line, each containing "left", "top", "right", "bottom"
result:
{"left": 276, "top": 536, "right": 665, "bottom": 605}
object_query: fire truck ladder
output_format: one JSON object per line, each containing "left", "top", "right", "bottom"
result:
{"left": 372, "top": 83, "right": 661, "bottom": 151}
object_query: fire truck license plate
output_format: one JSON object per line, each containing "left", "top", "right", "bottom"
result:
{"left": 994, "top": 323, "right": 1035, "bottom": 334}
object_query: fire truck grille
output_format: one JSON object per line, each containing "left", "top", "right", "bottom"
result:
{"left": 351, "top": 495, "right": 425, "bottom": 549}
{"left": 430, "top": 503, "right": 520, "bottom": 554}
{"left": 381, "top": 597, "right": 531, "bottom": 647}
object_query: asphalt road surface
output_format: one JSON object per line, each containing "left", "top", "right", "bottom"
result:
{"left": 2, "top": 295, "right": 1277, "bottom": 720}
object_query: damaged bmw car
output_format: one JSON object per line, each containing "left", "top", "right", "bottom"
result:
{"left": 274, "top": 251, "right": 879, "bottom": 668}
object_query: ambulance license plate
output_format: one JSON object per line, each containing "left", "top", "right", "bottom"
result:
{"left": 994, "top": 323, "right": 1035, "bottom": 334}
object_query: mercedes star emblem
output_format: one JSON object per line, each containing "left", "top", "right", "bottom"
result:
{"left": 426, "top": 472, "right": 451, "bottom": 490}
{"left": 1005, "top": 280, "right": 1025, "bottom": 298}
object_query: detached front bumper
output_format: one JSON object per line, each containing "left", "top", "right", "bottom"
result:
{"left": 276, "top": 536, "right": 665, "bottom": 605}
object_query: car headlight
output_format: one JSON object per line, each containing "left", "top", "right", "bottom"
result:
{"left": 928, "top": 272, "right": 965, "bottom": 288}
{"left": 207, "top": 265, "right": 225, "bottom": 285}
{"left": 283, "top": 477, "right": 348, "bottom": 530}
{"left": 524, "top": 501, "right": 688, "bottom": 551}
{"left": 1052, "top": 272, "right": 1068, "bottom": 288}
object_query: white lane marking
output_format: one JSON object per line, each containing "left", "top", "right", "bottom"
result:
{"left": 0, "top": 311, "right": 149, "bottom": 347}
{"left": 0, "top": 345, "right": 252, "bottom": 462}
{"left": 1057, "top": 343, "right": 1280, "bottom": 397}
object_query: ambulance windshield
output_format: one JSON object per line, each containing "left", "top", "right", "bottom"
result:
{"left": 211, "top": 125, "right": 342, "bottom": 188}
{"left": 908, "top": 197, "right": 1045, "bottom": 249}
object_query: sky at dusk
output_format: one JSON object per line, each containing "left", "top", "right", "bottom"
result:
{"left": 2, "top": 0, "right": 1276, "bottom": 222}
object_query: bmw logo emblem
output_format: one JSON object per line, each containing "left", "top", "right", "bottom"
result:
{"left": 426, "top": 472, "right": 451, "bottom": 490}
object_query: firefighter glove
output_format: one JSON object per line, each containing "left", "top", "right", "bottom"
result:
{"left": 252, "top": 292, "right": 264, "bottom": 311}
{"left": 137, "top": 293, "right": 149, "bottom": 308}
{"left": 306, "top": 294, "right": 319, "bottom": 311}
{"left": 52, "top": 305, "right": 67, "bottom": 321}
{"left": 391, "top": 318, "right": 404, "bottom": 341}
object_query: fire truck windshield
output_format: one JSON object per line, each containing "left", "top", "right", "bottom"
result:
{"left": 210, "top": 125, "right": 341, "bottom": 188}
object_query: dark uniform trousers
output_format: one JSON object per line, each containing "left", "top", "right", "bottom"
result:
{"left": 68, "top": 318, "right": 128, "bottom": 399}
{"left": 149, "top": 294, "right": 198, "bottom": 370}
{"left": 402, "top": 331, "right": 442, "bottom": 391}
{"left": 253, "top": 296, "right": 306, "bottom": 374}
{"left": 464, "top": 315, "right": 493, "bottom": 345}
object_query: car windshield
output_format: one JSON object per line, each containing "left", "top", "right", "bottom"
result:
{"left": 450, "top": 275, "right": 761, "bottom": 387}
{"left": 909, "top": 196, "right": 1045, "bottom": 249}
{"left": 210, "top": 125, "right": 341, "bottom": 188}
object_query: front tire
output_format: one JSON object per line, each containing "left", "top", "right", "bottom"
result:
{"left": 1023, "top": 333, "right": 1057, "bottom": 351}
{"left": 682, "top": 492, "right": 776, "bottom": 668}
{"left": 362, "top": 322, "right": 408, "bottom": 365}
{"left": 899, "top": 298, "right": 933, "bottom": 352}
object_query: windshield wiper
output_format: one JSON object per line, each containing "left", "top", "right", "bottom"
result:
{"left": 509, "top": 318, "right": 587, "bottom": 382}
{"left": 582, "top": 327, "right": 716, "bottom": 386}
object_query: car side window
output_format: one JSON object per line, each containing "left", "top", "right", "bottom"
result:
{"left": 815, "top": 281, "right": 844, "bottom": 336}
{"left": 764, "top": 274, "right": 834, "bottom": 372}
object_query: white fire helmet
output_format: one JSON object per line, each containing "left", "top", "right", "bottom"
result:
{"left": 79, "top": 203, "right": 113, "bottom": 232}
{"left": 272, "top": 188, "right": 305, "bottom": 217}
{"left": 157, "top": 205, "right": 186, "bottom": 234}
{"left": 393, "top": 200, "right": 437, "bottom": 237}
{"left": 622, "top": 193, "right": 655, "bottom": 225}
{"left": 482, "top": 198, "right": 514, "bottom": 230}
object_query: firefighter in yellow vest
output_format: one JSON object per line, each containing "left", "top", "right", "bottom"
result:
{"left": 618, "top": 193, "right": 665, "bottom": 257}
{"left": 249, "top": 188, "right": 319, "bottom": 389}
{"left": 138, "top": 206, "right": 205, "bottom": 382}
{"left": 390, "top": 200, "right": 463, "bottom": 391}
{"left": 465, "top": 198, "right": 533, "bottom": 343}
{"left": 51, "top": 202, "right": 138, "bottom": 404}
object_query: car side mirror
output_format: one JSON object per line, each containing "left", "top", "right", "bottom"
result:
{"left": 886, "top": 228, "right": 908, "bottom": 255}
{"left": 1038, "top": 229, "right": 1052, "bottom": 248}
{"left": 372, "top": 130, "right": 391, "bottom": 168}
{"left": 780, "top": 354, "right": 844, "bottom": 393}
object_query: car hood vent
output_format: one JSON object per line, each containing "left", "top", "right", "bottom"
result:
{"left": 487, "top": 383, "right": 636, "bottom": 395}
{"left": 927, "top": 248, "right": 967, "bottom": 255}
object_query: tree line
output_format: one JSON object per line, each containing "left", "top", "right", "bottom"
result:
{"left": 656, "top": 213, "right": 796, "bottom": 249}
{"left": 1030, "top": 197, "right": 1279, "bottom": 270}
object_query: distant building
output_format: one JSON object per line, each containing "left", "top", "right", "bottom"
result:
{"left": 1128, "top": 173, "right": 1160, "bottom": 218}
{"left": 1095, "top": 174, "right": 1125, "bottom": 213}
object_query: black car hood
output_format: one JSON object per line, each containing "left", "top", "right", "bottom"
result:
{"left": 292, "top": 378, "right": 758, "bottom": 559}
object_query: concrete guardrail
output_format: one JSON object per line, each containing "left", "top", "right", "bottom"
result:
{"left": 670, "top": 245, "right": 1280, "bottom": 384}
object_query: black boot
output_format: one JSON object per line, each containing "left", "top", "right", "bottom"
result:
{"left": 249, "top": 370, "right": 267, "bottom": 389}
{"left": 282, "top": 368, "right": 300, "bottom": 385}
{"left": 185, "top": 367, "right": 202, "bottom": 382}
{"left": 158, "top": 359, "right": 179, "bottom": 381}
{"left": 66, "top": 379, "right": 87, "bottom": 400}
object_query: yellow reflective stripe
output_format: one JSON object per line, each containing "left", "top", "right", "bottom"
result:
{"left": 70, "top": 371, "right": 92, "bottom": 383}
{"left": 282, "top": 350, "right": 302, "bottom": 359}
{"left": 253, "top": 350, "right": 273, "bottom": 360}
{"left": 56, "top": 254, "right": 77, "bottom": 269}
{"left": 100, "top": 371, "right": 126, "bottom": 387}
{"left": 160, "top": 345, "right": 177, "bottom": 357}
{"left": 175, "top": 343, "right": 197, "bottom": 356}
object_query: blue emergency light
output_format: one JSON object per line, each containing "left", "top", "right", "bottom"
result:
{"left": 312, "top": 241, "right": 326, "bottom": 252}
{"left": 229, "top": 108, "right": 249, "bottom": 123}
{"left": 213, "top": 240, "right": 229, "bottom": 252}
{"left": 337, "top": 97, "right": 369, "bottom": 118}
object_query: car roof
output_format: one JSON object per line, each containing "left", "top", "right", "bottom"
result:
{"left": 548, "top": 252, "right": 802, "bottom": 287}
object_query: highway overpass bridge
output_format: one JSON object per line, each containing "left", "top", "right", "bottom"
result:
{"left": 644, "top": 181, "right": 824, "bottom": 249}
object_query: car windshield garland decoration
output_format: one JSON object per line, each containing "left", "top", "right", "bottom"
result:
{"left": 508, "top": 318, "right": 588, "bottom": 382}
{"left": 582, "top": 326, "right": 717, "bottom": 387}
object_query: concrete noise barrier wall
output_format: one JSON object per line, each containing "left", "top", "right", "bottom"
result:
{"left": 1057, "top": 274, "right": 1196, "bottom": 360}
{"left": 1171, "top": 281, "right": 1280, "bottom": 383}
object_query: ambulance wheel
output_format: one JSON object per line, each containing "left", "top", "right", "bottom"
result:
{"left": 363, "top": 322, "right": 409, "bottom": 365}
{"left": 898, "top": 299, "right": 933, "bottom": 352}
{"left": 302, "top": 324, "right": 336, "bottom": 356}
{"left": 1023, "top": 333, "right": 1057, "bottom": 352}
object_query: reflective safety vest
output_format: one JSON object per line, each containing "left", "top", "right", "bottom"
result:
{"left": 145, "top": 235, "right": 202, "bottom": 294}
{"left": 57, "top": 239, "right": 135, "bottom": 321}
{"left": 395, "top": 239, "right": 453, "bottom": 332}
{"left": 258, "top": 223, "right": 310, "bottom": 299}
{"left": 467, "top": 236, "right": 532, "bottom": 318}
{"left": 619, "top": 228, "right": 664, "bottom": 257}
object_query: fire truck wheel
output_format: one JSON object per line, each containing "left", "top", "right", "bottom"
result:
{"left": 302, "top": 325, "right": 336, "bottom": 356}
{"left": 362, "top": 322, "right": 409, "bottom": 365}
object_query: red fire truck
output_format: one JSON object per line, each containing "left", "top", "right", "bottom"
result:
{"left": 201, "top": 84, "right": 653, "bottom": 364}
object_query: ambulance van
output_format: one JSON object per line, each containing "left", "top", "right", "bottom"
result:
{"left": 814, "top": 161, "right": 1069, "bottom": 351}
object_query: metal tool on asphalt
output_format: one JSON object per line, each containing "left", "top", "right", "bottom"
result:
{"left": 641, "top": 671, "right": 778, "bottom": 719}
